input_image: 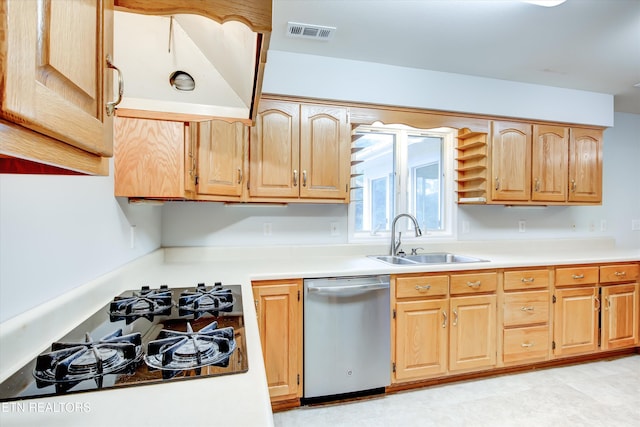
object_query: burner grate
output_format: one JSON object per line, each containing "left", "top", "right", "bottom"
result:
{"left": 178, "top": 283, "right": 234, "bottom": 319}
{"left": 33, "top": 329, "right": 142, "bottom": 392}
{"left": 109, "top": 285, "right": 173, "bottom": 323}
{"left": 144, "top": 320, "right": 236, "bottom": 379}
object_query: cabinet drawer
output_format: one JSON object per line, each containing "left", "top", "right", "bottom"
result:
{"left": 503, "top": 291, "right": 549, "bottom": 327}
{"left": 396, "top": 275, "right": 449, "bottom": 299}
{"left": 600, "top": 264, "right": 639, "bottom": 284}
{"left": 555, "top": 266, "right": 599, "bottom": 287}
{"left": 450, "top": 272, "right": 497, "bottom": 295}
{"left": 504, "top": 269, "right": 549, "bottom": 290}
{"left": 503, "top": 326, "right": 549, "bottom": 364}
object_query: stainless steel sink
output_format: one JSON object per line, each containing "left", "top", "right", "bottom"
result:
{"left": 370, "top": 252, "right": 488, "bottom": 266}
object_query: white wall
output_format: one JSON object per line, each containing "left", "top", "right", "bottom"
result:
{"left": 0, "top": 165, "right": 162, "bottom": 322}
{"left": 162, "top": 113, "right": 639, "bottom": 250}
{"left": 263, "top": 50, "right": 614, "bottom": 127}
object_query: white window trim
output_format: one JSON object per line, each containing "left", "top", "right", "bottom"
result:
{"left": 348, "top": 126, "right": 457, "bottom": 243}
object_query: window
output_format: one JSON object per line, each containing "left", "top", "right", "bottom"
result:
{"left": 349, "top": 124, "right": 455, "bottom": 241}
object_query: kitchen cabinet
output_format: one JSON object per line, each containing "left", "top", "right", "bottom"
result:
{"left": 0, "top": 0, "right": 115, "bottom": 175}
{"left": 114, "top": 116, "right": 249, "bottom": 200}
{"left": 501, "top": 268, "right": 551, "bottom": 365}
{"left": 197, "top": 120, "right": 246, "bottom": 198}
{"left": 459, "top": 120, "right": 603, "bottom": 205}
{"left": 114, "top": 117, "right": 197, "bottom": 198}
{"left": 252, "top": 279, "right": 303, "bottom": 404}
{"left": 449, "top": 271, "right": 497, "bottom": 372}
{"left": 249, "top": 99, "right": 351, "bottom": 202}
{"left": 599, "top": 264, "right": 639, "bottom": 350}
{"left": 393, "top": 274, "right": 449, "bottom": 381}
{"left": 392, "top": 271, "right": 497, "bottom": 382}
{"left": 491, "top": 121, "right": 532, "bottom": 202}
{"left": 568, "top": 128, "right": 603, "bottom": 203}
{"left": 552, "top": 264, "right": 639, "bottom": 357}
{"left": 531, "top": 125, "right": 569, "bottom": 202}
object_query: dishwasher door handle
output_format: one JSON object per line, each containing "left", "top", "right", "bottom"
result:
{"left": 307, "top": 283, "right": 389, "bottom": 294}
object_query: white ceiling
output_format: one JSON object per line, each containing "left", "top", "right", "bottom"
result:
{"left": 270, "top": 0, "right": 640, "bottom": 114}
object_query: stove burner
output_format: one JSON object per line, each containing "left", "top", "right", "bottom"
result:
{"left": 109, "top": 285, "right": 173, "bottom": 323}
{"left": 144, "top": 320, "right": 236, "bottom": 379}
{"left": 33, "top": 329, "right": 142, "bottom": 393}
{"left": 178, "top": 283, "right": 234, "bottom": 319}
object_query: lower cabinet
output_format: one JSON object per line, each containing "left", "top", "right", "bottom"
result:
{"left": 553, "top": 263, "right": 639, "bottom": 357}
{"left": 392, "top": 271, "right": 497, "bottom": 383}
{"left": 252, "top": 279, "right": 303, "bottom": 403}
{"left": 449, "top": 294, "right": 497, "bottom": 372}
{"left": 601, "top": 283, "right": 639, "bottom": 350}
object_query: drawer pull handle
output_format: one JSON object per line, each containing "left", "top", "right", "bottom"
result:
{"left": 452, "top": 309, "right": 458, "bottom": 326}
{"left": 614, "top": 271, "right": 626, "bottom": 277}
{"left": 521, "top": 342, "right": 534, "bottom": 348}
{"left": 520, "top": 306, "right": 535, "bottom": 312}
{"left": 466, "top": 281, "right": 481, "bottom": 288}
{"left": 442, "top": 310, "right": 447, "bottom": 328}
{"left": 521, "top": 277, "right": 535, "bottom": 283}
{"left": 572, "top": 274, "right": 585, "bottom": 280}
{"left": 415, "top": 285, "right": 432, "bottom": 291}
{"left": 605, "top": 297, "right": 610, "bottom": 309}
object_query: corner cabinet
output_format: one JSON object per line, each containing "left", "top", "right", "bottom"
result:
{"left": 0, "top": 0, "right": 115, "bottom": 175}
{"left": 249, "top": 99, "right": 351, "bottom": 203}
{"left": 553, "top": 263, "right": 639, "bottom": 357}
{"left": 252, "top": 279, "right": 303, "bottom": 405}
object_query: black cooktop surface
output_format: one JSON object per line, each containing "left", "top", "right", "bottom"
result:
{"left": 0, "top": 284, "right": 247, "bottom": 402}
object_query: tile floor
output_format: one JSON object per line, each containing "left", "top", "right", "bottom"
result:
{"left": 273, "top": 354, "right": 640, "bottom": 427}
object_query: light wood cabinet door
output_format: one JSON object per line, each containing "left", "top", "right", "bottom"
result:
{"left": 491, "top": 121, "right": 532, "bottom": 201}
{"left": 553, "top": 287, "right": 599, "bottom": 356}
{"left": 394, "top": 299, "right": 448, "bottom": 381}
{"left": 249, "top": 100, "right": 300, "bottom": 198}
{"left": 1, "top": 0, "right": 114, "bottom": 158}
{"left": 197, "top": 120, "right": 245, "bottom": 197}
{"left": 568, "top": 128, "right": 602, "bottom": 203}
{"left": 449, "top": 294, "right": 496, "bottom": 372}
{"left": 531, "top": 125, "right": 568, "bottom": 202}
{"left": 114, "top": 117, "right": 195, "bottom": 198}
{"left": 299, "top": 104, "right": 350, "bottom": 200}
{"left": 601, "top": 284, "right": 639, "bottom": 350}
{"left": 252, "top": 280, "right": 302, "bottom": 401}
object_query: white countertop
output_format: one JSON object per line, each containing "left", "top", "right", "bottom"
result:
{"left": 1, "top": 238, "right": 638, "bottom": 426}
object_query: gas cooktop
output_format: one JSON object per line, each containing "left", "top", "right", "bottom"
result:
{"left": 0, "top": 283, "right": 247, "bottom": 402}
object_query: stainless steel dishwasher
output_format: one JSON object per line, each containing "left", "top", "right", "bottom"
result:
{"left": 303, "top": 275, "right": 390, "bottom": 399}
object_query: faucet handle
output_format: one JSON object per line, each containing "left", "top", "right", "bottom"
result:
{"left": 410, "top": 247, "right": 424, "bottom": 255}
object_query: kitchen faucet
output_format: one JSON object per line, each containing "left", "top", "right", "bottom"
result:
{"left": 389, "top": 213, "right": 423, "bottom": 255}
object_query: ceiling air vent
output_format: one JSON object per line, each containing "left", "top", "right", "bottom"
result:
{"left": 287, "top": 22, "right": 336, "bottom": 41}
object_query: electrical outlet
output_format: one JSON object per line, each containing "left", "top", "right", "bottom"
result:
{"left": 330, "top": 222, "right": 340, "bottom": 236}
{"left": 263, "top": 223, "right": 272, "bottom": 236}
{"left": 632, "top": 219, "right": 640, "bottom": 231}
{"left": 589, "top": 221, "right": 595, "bottom": 232}
{"left": 600, "top": 220, "right": 607, "bottom": 232}
{"left": 518, "top": 220, "right": 526, "bottom": 233}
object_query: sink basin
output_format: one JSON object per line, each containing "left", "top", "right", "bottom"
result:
{"left": 370, "top": 252, "right": 488, "bottom": 266}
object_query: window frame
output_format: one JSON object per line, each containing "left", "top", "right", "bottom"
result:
{"left": 348, "top": 125, "right": 456, "bottom": 243}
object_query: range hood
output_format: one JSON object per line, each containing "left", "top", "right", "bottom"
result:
{"left": 113, "top": 7, "right": 268, "bottom": 121}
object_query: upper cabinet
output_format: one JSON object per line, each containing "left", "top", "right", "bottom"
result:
{"left": 249, "top": 99, "right": 351, "bottom": 203}
{"left": 0, "top": 0, "right": 115, "bottom": 175}
{"left": 456, "top": 120, "right": 603, "bottom": 206}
